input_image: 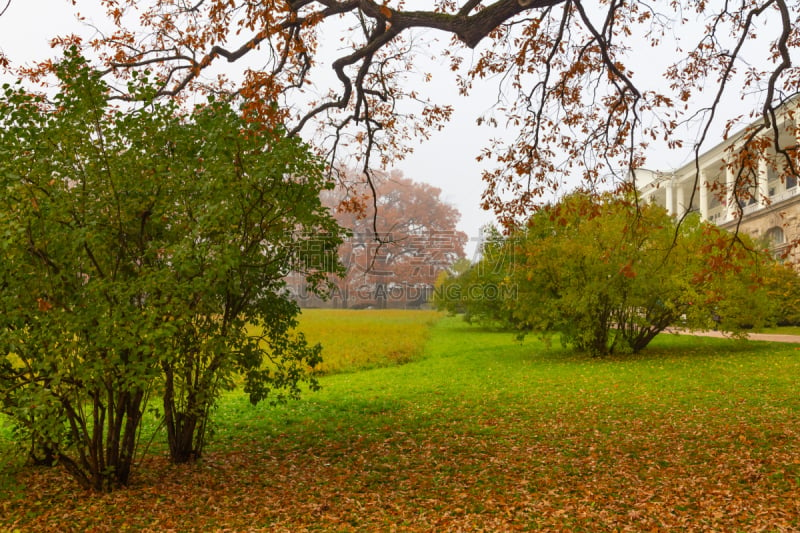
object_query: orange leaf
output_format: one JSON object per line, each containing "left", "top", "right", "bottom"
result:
{"left": 37, "top": 298, "right": 52, "bottom": 312}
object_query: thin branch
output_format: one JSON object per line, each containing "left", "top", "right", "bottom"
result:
{"left": 677, "top": 0, "right": 774, "bottom": 242}
{"left": 573, "top": 0, "right": 641, "bottom": 100}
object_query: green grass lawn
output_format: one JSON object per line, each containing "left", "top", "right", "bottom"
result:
{"left": 753, "top": 325, "right": 800, "bottom": 335}
{"left": 2, "top": 312, "right": 799, "bottom": 531}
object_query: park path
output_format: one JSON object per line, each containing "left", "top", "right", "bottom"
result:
{"left": 666, "top": 328, "right": 800, "bottom": 344}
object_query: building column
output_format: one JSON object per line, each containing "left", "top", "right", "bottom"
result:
{"left": 726, "top": 165, "right": 736, "bottom": 221}
{"left": 758, "top": 155, "right": 770, "bottom": 207}
{"left": 699, "top": 170, "right": 709, "bottom": 221}
{"left": 676, "top": 182, "right": 686, "bottom": 217}
{"left": 664, "top": 178, "right": 674, "bottom": 216}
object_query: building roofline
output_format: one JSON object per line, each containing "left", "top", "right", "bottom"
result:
{"left": 644, "top": 94, "right": 800, "bottom": 178}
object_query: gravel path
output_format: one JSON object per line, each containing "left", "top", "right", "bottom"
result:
{"left": 665, "top": 328, "right": 800, "bottom": 343}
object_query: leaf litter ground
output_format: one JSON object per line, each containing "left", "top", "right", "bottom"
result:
{"left": 2, "top": 313, "right": 799, "bottom": 531}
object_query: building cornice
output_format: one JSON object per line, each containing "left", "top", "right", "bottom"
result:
{"left": 719, "top": 189, "right": 800, "bottom": 231}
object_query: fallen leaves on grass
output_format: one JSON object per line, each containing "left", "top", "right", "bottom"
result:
{"left": 4, "top": 404, "right": 799, "bottom": 532}
{"left": 4, "top": 319, "right": 800, "bottom": 531}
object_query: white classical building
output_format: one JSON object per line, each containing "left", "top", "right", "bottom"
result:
{"left": 635, "top": 101, "right": 800, "bottom": 262}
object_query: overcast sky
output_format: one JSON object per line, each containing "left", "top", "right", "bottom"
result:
{"left": 0, "top": 2, "right": 774, "bottom": 258}
{"left": 0, "top": 2, "right": 500, "bottom": 257}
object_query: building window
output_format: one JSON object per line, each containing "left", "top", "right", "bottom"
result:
{"left": 787, "top": 174, "right": 797, "bottom": 190}
{"left": 766, "top": 226, "right": 785, "bottom": 247}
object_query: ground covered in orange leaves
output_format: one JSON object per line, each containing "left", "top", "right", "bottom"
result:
{"left": 3, "top": 314, "right": 799, "bottom": 531}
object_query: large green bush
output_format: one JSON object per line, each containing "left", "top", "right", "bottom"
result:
{"left": 438, "top": 193, "right": 777, "bottom": 356}
{"left": 0, "top": 51, "right": 343, "bottom": 491}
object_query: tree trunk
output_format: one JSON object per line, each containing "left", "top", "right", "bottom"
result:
{"left": 55, "top": 385, "right": 145, "bottom": 492}
{"left": 162, "top": 363, "right": 204, "bottom": 463}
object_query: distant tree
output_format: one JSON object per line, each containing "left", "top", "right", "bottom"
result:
{"left": 434, "top": 226, "right": 518, "bottom": 327}
{"left": 311, "top": 171, "right": 467, "bottom": 309}
{"left": 0, "top": 51, "right": 342, "bottom": 491}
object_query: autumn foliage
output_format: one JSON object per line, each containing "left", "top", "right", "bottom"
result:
{"left": 298, "top": 171, "right": 468, "bottom": 309}
{"left": 2, "top": 0, "right": 794, "bottom": 229}
{"left": 2, "top": 0, "right": 800, "bottom": 510}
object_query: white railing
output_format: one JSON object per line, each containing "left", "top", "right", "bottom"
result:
{"left": 738, "top": 186, "right": 799, "bottom": 217}
{"left": 706, "top": 207, "right": 726, "bottom": 223}
{"left": 742, "top": 202, "right": 761, "bottom": 216}
{"left": 770, "top": 186, "right": 799, "bottom": 205}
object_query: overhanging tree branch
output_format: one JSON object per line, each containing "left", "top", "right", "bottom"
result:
{"left": 11, "top": 0, "right": 796, "bottom": 230}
